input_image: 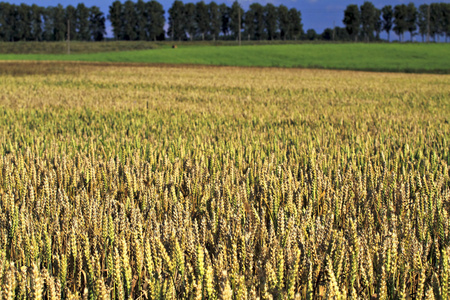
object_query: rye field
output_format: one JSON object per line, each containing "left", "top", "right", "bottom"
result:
{"left": 0, "top": 61, "right": 449, "bottom": 299}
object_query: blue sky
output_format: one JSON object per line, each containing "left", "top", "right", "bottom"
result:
{"left": 8, "top": 0, "right": 436, "bottom": 39}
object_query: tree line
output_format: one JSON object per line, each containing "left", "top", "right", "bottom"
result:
{"left": 342, "top": 2, "right": 450, "bottom": 42}
{"left": 0, "top": 0, "right": 302, "bottom": 42}
{"left": 0, "top": 2, "right": 105, "bottom": 42}
{"left": 109, "top": 0, "right": 302, "bottom": 41}
{"left": 0, "top": 1, "right": 449, "bottom": 43}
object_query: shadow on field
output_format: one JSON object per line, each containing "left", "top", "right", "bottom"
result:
{"left": 0, "top": 61, "right": 242, "bottom": 77}
{"left": 0, "top": 61, "right": 85, "bottom": 76}
{"left": 3, "top": 60, "right": 446, "bottom": 77}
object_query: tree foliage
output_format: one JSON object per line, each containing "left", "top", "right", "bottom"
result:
{"left": 208, "top": 2, "right": 221, "bottom": 41}
{"left": 264, "top": 3, "right": 277, "bottom": 41}
{"left": 168, "top": 0, "right": 185, "bottom": 41}
{"left": 360, "top": 1, "right": 377, "bottom": 41}
{"left": 406, "top": 3, "right": 417, "bottom": 41}
{"left": 343, "top": 4, "right": 361, "bottom": 41}
{"left": 147, "top": 0, "right": 165, "bottom": 41}
{"left": 76, "top": 3, "right": 90, "bottom": 41}
{"left": 183, "top": 3, "right": 196, "bottom": 41}
{"left": 277, "top": 5, "right": 289, "bottom": 41}
{"left": 229, "top": 1, "right": 243, "bottom": 40}
{"left": 381, "top": 5, "right": 393, "bottom": 41}
{"left": 89, "top": 6, "right": 106, "bottom": 41}
{"left": 394, "top": 4, "right": 407, "bottom": 42}
{"left": 195, "top": 1, "right": 209, "bottom": 40}
{"left": 289, "top": 8, "right": 303, "bottom": 40}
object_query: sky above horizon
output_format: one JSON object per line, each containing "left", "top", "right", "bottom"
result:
{"left": 7, "top": 0, "right": 436, "bottom": 40}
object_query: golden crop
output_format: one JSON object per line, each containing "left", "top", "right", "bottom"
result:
{"left": 0, "top": 61, "right": 449, "bottom": 299}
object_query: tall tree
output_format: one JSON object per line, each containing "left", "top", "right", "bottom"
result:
{"left": 108, "top": 1, "right": 123, "bottom": 40}
{"left": 89, "top": 6, "right": 105, "bottom": 41}
{"left": 196, "top": 1, "right": 209, "bottom": 40}
{"left": 360, "top": 1, "right": 377, "bottom": 41}
{"left": 219, "top": 3, "right": 229, "bottom": 37}
{"left": 343, "top": 4, "right": 360, "bottom": 41}
{"left": 406, "top": 2, "right": 417, "bottom": 41}
{"left": 278, "top": 5, "right": 290, "bottom": 41}
{"left": 264, "top": 3, "right": 277, "bottom": 40}
{"left": 394, "top": 4, "right": 407, "bottom": 42}
{"left": 122, "top": 0, "right": 137, "bottom": 40}
{"left": 135, "top": 0, "right": 147, "bottom": 40}
{"left": 42, "top": 7, "right": 54, "bottom": 41}
{"left": 16, "top": 4, "right": 32, "bottom": 41}
{"left": 7, "top": 4, "right": 17, "bottom": 41}
{"left": 430, "top": 3, "right": 442, "bottom": 41}
{"left": 8, "top": 4, "right": 17, "bottom": 41}
{"left": 443, "top": 3, "right": 450, "bottom": 42}
{"left": 208, "top": 2, "right": 221, "bottom": 41}
{"left": 289, "top": 8, "right": 302, "bottom": 40}
{"left": 381, "top": 5, "right": 393, "bottom": 42}
{"left": 66, "top": 5, "right": 77, "bottom": 41}
{"left": 374, "top": 8, "right": 382, "bottom": 40}
{"left": 168, "top": 0, "right": 185, "bottom": 41}
{"left": 146, "top": 0, "right": 165, "bottom": 41}
{"left": 229, "top": 1, "right": 243, "bottom": 40}
{"left": 244, "top": 6, "right": 255, "bottom": 40}
{"left": 417, "top": 4, "right": 429, "bottom": 42}
{"left": 76, "top": 3, "right": 90, "bottom": 41}
{"left": 0, "top": 3, "right": 13, "bottom": 41}
{"left": 249, "top": 3, "right": 264, "bottom": 40}
{"left": 53, "top": 4, "right": 67, "bottom": 41}
{"left": 184, "top": 3, "right": 196, "bottom": 40}
{"left": 30, "top": 4, "right": 43, "bottom": 41}
{"left": 6, "top": 4, "right": 17, "bottom": 41}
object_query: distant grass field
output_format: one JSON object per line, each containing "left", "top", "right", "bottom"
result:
{"left": 0, "top": 40, "right": 162, "bottom": 54}
{"left": 0, "top": 40, "right": 312, "bottom": 54}
{"left": 0, "top": 43, "right": 449, "bottom": 73}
